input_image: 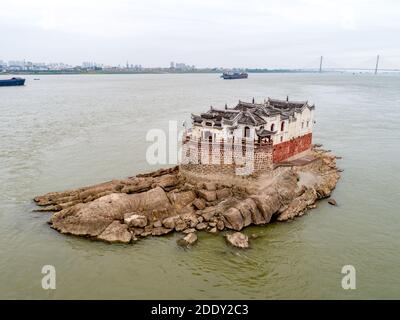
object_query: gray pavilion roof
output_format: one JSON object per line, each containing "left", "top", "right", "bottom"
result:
{"left": 191, "top": 98, "right": 314, "bottom": 127}
{"left": 255, "top": 128, "right": 275, "bottom": 137}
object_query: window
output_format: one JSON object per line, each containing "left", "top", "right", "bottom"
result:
{"left": 206, "top": 122, "right": 213, "bottom": 127}
{"left": 281, "top": 121, "right": 285, "bottom": 131}
{"left": 302, "top": 122, "right": 304, "bottom": 129}
{"left": 244, "top": 126, "right": 250, "bottom": 138}
{"left": 208, "top": 136, "right": 212, "bottom": 143}
{"left": 270, "top": 123, "right": 275, "bottom": 132}
{"left": 307, "top": 121, "right": 309, "bottom": 127}
{"left": 280, "top": 136, "right": 283, "bottom": 142}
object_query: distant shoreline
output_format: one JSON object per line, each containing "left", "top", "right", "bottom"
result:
{"left": 1, "top": 69, "right": 322, "bottom": 75}
{"left": 2, "top": 70, "right": 397, "bottom": 76}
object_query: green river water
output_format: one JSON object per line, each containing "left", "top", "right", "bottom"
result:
{"left": 0, "top": 73, "right": 399, "bottom": 299}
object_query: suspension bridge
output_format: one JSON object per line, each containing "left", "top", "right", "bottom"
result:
{"left": 298, "top": 55, "right": 400, "bottom": 73}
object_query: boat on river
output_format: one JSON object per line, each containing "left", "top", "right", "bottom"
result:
{"left": 221, "top": 72, "right": 248, "bottom": 80}
{"left": 0, "top": 77, "right": 26, "bottom": 87}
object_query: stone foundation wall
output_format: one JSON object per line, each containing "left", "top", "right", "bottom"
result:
{"left": 273, "top": 133, "right": 312, "bottom": 163}
{"left": 180, "top": 139, "right": 273, "bottom": 176}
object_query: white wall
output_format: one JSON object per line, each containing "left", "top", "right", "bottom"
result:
{"left": 189, "top": 106, "right": 314, "bottom": 145}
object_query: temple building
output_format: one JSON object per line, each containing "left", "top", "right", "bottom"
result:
{"left": 181, "top": 97, "right": 315, "bottom": 176}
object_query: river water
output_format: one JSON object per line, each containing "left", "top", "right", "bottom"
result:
{"left": 0, "top": 73, "right": 399, "bottom": 299}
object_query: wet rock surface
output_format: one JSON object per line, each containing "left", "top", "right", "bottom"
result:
{"left": 97, "top": 221, "right": 132, "bottom": 244}
{"left": 328, "top": 198, "right": 337, "bottom": 206}
{"left": 177, "top": 232, "right": 198, "bottom": 246}
{"left": 226, "top": 232, "right": 249, "bottom": 249}
{"left": 34, "top": 148, "right": 341, "bottom": 246}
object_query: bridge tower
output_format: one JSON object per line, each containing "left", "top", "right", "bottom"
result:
{"left": 374, "top": 55, "right": 380, "bottom": 75}
{"left": 319, "top": 56, "right": 323, "bottom": 73}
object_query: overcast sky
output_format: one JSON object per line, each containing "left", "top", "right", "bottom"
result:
{"left": 1, "top": 0, "right": 399, "bottom": 69}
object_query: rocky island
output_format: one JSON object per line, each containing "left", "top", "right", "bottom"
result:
{"left": 33, "top": 98, "right": 341, "bottom": 248}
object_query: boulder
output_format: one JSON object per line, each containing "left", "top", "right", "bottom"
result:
{"left": 216, "top": 188, "right": 232, "bottom": 200}
{"left": 192, "top": 198, "right": 206, "bottom": 210}
{"left": 236, "top": 204, "right": 252, "bottom": 227}
{"left": 175, "top": 219, "right": 187, "bottom": 232}
{"left": 198, "top": 190, "right": 217, "bottom": 202}
{"left": 181, "top": 212, "right": 198, "bottom": 228}
{"left": 328, "top": 198, "right": 337, "bottom": 206}
{"left": 315, "top": 172, "right": 340, "bottom": 199}
{"left": 208, "top": 227, "right": 218, "bottom": 234}
{"left": 131, "top": 228, "right": 144, "bottom": 236}
{"left": 178, "top": 204, "right": 196, "bottom": 216}
{"left": 168, "top": 190, "right": 196, "bottom": 209}
{"left": 124, "top": 214, "right": 148, "bottom": 228}
{"left": 201, "top": 207, "right": 217, "bottom": 221}
{"left": 277, "top": 188, "right": 317, "bottom": 221}
{"left": 222, "top": 207, "right": 244, "bottom": 231}
{"left": 180, "top": 183, "right": 196, "bottom": 192}
{"left": 226, "top": 232, "right": 249, "bottom": 249}
{"left": 237, "top": 198, "right": 265, "bottom": 225}
{"left": 177, "top": 232, "right": 198, "bottom": 246}
{"left": 50, "top": 193, "right": 132, "bottom": 237}
{"left": 203, "top": 182, "right": 217, "bottom": 191}
{"left": 162, "top": 216, "right": 179, "bottom": 229}
{"left": 153, "top": 220, "right": 162, "bottom": 228}
{"left": 156, "top": 174, "right": 179, "bottom": 190}
{"left": 196, "top": 222, "right": 207, "bottom": 230}
{"left": 216, "top": 220, "right": 225, "bottom": 231}
{"left": 152, "top": 227, "right": 173, "bottom": 236}
{"left": 121, "top": 178, "right": 153, "bottom": 194}
{"left": 132, "top": 186, "right": 173, "bottom": 213}
{"left": 97, "top": 221, "right": 132, "bottom": 244}
{"left": 251, "top": 193, "right": 281, "bottom": 224}
{"left": 183, "top": 228, "right": 196, "bottom": 234}
{"left": 50, "top": 186, "right": 172, "bottom": 237}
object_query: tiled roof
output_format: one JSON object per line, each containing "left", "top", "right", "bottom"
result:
{"left": 256, "top": 128, "right": 275, "bottom": 137}
{"left": 192, "top": 98, "right": 314, "bottom": 127}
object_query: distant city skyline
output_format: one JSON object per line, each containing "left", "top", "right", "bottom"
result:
{"left": 0, "top": 59, "right": 197, "bottom": 71}
{"left": 1, "top": 0, "right": 399, "bottom": 69}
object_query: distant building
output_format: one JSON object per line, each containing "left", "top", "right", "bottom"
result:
{"left": 175, "top": 62, "right": 186, "bottom": 70}
{"left": 81, "top": 62, "right": 102, "bottom": 70}
{"left": 170, "top": 61, "right": 175, "bottom": 69}
{"left": 8, "top": 60, "right": 26, "bottom": 71}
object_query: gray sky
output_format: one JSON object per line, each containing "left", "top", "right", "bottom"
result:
{"left": 1, "top": 0, "right": 399, "bottom": 69}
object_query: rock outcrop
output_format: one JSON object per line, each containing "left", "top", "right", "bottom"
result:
{"left": 177, "top": 232, "right": 198, "bottom": 247}
{"left": 97, "top": 221, "right": 132, "bottom": 244}
{"left": 33, "top": 148, "right": 341, "bottom": 246}
{"left": 226, "top": 232, "right": 249, "bottom": 249}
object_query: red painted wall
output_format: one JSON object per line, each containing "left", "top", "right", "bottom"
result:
{"left": 273, "top": 133, "right": 312, "bottom": 163}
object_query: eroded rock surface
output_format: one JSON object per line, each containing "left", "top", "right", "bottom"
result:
{"left": 97, "top": 221, "right": 132, "bottom": 244}
{"left": 226, "top": 232, "right": 249, "bottom": 249}
{"left": 177, "top": 232, "right": 198, "bottom": 247}
{"left": 34, "top": 148, "right": 341, "bottom": 245}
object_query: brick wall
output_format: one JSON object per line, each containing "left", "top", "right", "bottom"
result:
{"left": 273, "top": 133, "right": 312, "bottom": 163}
{"left": 180, "top": 139, "right": 273, "bottom": 176}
